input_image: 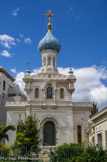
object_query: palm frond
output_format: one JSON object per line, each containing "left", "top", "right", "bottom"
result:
{"left": 3, "top": 125, "right": 16, "bottom": 134}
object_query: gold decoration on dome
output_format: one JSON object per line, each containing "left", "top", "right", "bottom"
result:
{"left": 45, "top": 9, "right": 55, "bottom": 32}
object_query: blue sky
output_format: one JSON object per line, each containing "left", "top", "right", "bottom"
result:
{"left": 0, "top": 0, "right": 107, "bottom": 109}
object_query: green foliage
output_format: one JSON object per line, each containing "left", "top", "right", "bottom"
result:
{"left": 71, "top": 145, "right": 107, "bottom": 162}
{"left": 0, "top": 123, "right": 16, "bottom": 142}
{"left": 0, "top": 143, "right": 10, "bottom": 158}
{"left": 14, "top": 113, "right": 41, "bottom": 154}
{"left": 50, "top": 144, "right": 107, "bottom": 162}
{"left": 0, "top": 142, "right": 8, "bottom": 149}
{"left": 90, "top": 103, "right": 98, "bottom": 117}
{"left": 50, "top": 143, "right": 84, "bottom": 162}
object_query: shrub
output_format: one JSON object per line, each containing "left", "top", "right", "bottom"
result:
{"left": 49, "top": 144, "right": 107, "bottom": 162}
{"left": 50, "top": 143, "right": 84, "bottom": 162}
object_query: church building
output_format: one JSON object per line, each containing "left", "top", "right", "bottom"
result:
{"left": 6, "top": 10, "right": 92, "bottom": 146}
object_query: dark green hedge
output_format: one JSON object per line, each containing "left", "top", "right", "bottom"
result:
{"left": 49, "top": 143, "right": 107, "bottom": 162}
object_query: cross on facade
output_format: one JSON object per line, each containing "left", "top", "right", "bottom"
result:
{"left": 47, "top": 74, "right": 51, "bottom": 82}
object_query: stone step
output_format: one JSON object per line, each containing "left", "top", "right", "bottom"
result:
{"left": 38, "top": 150, "right": 50, "bottom": 162}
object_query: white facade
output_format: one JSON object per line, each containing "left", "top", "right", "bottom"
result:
{"left": 6, "top": 17, "right": 92, "bottom": 146}
{"left": 6, "top": 49, "right": 92, "bottom": 146}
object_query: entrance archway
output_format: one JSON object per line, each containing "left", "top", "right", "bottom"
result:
{"left": 43, "top": 121, "right": 56, "bottom": 146}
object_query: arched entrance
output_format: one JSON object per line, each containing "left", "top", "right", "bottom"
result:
{"left": 43, "top": 121, "right": 56, "bottom": 146}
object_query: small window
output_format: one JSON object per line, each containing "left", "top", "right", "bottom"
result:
{"left": 77, "top": 125, "right": 82, "bottom": 143}
{"left": 48, "top": 57, "right": 51, "bottom": 66}
{"left": 44, "top": 57, "right": 46, "bottom": 66}
{"left": 2, "top": 93, "right": 5, "bottom": 98}
{"left": 97, "top": 133, "right": 102, "bottom": 146}
{"left": 60, "top": 88, "right": 64, "bottom": 99}
{"left": 47, "top": 86, "right": 52, "bottom": 99}
{"left": 35, "top": 88, "right": 39, "bottom": 98}
{"left": 3, "top": 81, "right": 6, "bottom": 91}
{"left": 53, "top": 58, "right": 55, "bottom": 66}
{"left": 105, "top": 131, "right": 107, "bottom": 148}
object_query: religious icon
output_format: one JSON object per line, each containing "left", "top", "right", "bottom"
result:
{"left": 47, "top": 87, "right": 52, "bottom": 98}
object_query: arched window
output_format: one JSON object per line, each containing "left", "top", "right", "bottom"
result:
{"left": 77, "top": 125, "right": 82, "bottom": 143}
{"left": 53, "top": 57, "right": 55, "bottom": 66}
{"left": 44, "top": 57, "right": 46, "bottom": 66}
{"left": 48, "top": 57, "right": 51, "bottom": 66}
{"left": 35, "top": 88, "right": 39, "bottom": 98}
{"left": 47, "top": 85, "right": 52, "bottom": 99}
{"left": 60, "top": 88, "right": 64, "bottom": 99}
{"left": 43, "top": 121, "right": 56, "bottom": 146}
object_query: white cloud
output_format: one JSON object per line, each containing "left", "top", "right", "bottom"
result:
{"left": 31, "top": 68, "right": 41, "bottom": 75}
{"left": 1, "top": 50, "right": 11, "bottom": 57}
{"left": 19, "top": 34, "right": 24, "bottom": 38}
{"left": 16, "top": 38, "right": 21, "bottom": 42}
{"left": 59, "top": 66, "right": 107, "bottom": 109}
{"left": 90, "top": 86, "right": 107, "bottom": 109}
{"left": 11, "top": 8, "right": 20, "bottom": 16}
{"left": 15, "top": 65, "right": 107, "bottom": 110}
{"left": 11, "top": 68, "right": 17, "bottom": 74}
{"left": 15, "top": 72, "right": 25, "bottom": 90}
{"left": 68, "top": 6, "right": 73, "bottom": 14}
{"left": 24, "top": 37, "right": 32, "bottom": 44}
{"left": 0, "top": 34, "right": 15, "bottom": 48}
{"left": 69, "top": 6, "right": 73, "bottom": 11}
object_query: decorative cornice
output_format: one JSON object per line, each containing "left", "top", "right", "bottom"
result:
{"left": 23, "top": 73, "right": 76, "bottom": 83}
{"left": 91, "top": 107, "right": 107, "bottom": 121}
{"left": 0, "top": 67, "right": 15, "bottom": 82}
{"left": 41, "top": 49, "right": 58, "bottom": 55}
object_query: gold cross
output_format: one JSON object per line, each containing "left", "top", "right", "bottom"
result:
{"left": 27, "top": 62, "right": 30, "bottom": 70}
{"left": 45, "top": 9, "right": 55, "bottom": 23}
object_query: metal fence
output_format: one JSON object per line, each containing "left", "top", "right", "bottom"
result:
{"left": 0, "top": 145, "right": 107, "bottom": 162}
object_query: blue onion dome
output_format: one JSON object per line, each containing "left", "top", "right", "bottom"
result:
{"left": 38, "top": 31, "right": 61, "bottom": 53}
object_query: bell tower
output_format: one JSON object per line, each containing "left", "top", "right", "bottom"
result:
{"left": 38, "top": 10, "right": 61, "bottom": 74}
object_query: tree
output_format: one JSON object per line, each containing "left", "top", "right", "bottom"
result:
{"left": 0, "top": 123, "right": 16, "bottom": 142}
{"left": 90, "top": 103, "right": 98, "bottom": 117}
{"left": 14, "top": 112, "right": 41, "bottom": 154}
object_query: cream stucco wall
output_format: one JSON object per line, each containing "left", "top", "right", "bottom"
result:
{"left": 95, "top": 119, "right": 107, "bottom": 148}
{"left": 0, "top": 72, "right": 15, "bottom": 96}
{"left": 87, "top": 108, "right": 107, "bottom": 149}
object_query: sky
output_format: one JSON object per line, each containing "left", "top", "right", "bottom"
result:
{"left": 0, "top": 0, "right": 107, "bottom": 109}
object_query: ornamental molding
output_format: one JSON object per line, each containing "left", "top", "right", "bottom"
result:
{"left": 41, "top": 49, "right": 58, "bottom": 55}
{"left": 24, "top": 73, "right": 76, "bottom": 82}
{"left": 6, "top": 101, "right": 27, "bottom": 107}
{"left": 72, "top": 102, "right": 93, "bottom": 107}
{"left": 39, "top": 114, "right": 66, "bottom": 128}
{"left": 5, "top": 106, "right": 26, "bottom": 111}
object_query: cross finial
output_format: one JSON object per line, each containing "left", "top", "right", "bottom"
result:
{"left": 45, "top": 9, "right": 55, "bottom": 32}
{"left": 27, "top": 62, "right": 30, "bottom": 70}
{"left": 69, "top": 62, "right": 72, "bottom": 70}
{"left": 69, "top": 62, "right": 73, "bottom": 74}
{"left": 26, "top": 62, "right": 30, "bottom": 74}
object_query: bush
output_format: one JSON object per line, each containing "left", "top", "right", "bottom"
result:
{"left": 49, "top": 144, "right": 107, "bottom": 162}
{"left": 14, "top": 112, "right": 41, "bottom": 156}
{"left": 50, "top": 143, "right": 84, "bottom": 162}
{"left": 0, "top": 142, "right": 10, "bottom": 158}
